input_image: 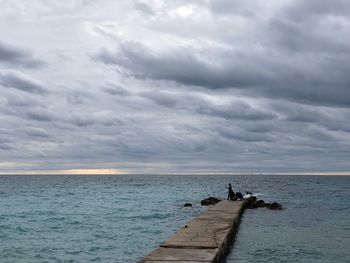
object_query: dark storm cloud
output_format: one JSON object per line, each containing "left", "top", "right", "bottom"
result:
{"left": 0, "top": 70, "right": 47, "bottom": 94}
{"left": 96, "top": 42, "right": 272, "bottom": 89}
{"left": 95, "top": 0, "right": 350, "bottom": 108}
{"left": 97, "top": 39, "right": 350, "bottom": 107}
{"left": 0, "top": 41, "right": 45, "bottom": 68}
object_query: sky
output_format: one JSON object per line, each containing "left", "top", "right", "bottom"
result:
{"left": 0, "top": 0, "right": 350, "bottom": 174}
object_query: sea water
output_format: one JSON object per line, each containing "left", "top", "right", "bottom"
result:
{"left": 0, "top": 174, "right": 349, "bottom": 262}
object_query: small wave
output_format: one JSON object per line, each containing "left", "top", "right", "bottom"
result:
{"left": 125, "top": 213, "right": 171, "bottom": 220}
{"left": 34, "top": 254, "right": 44, "bottom": 259}
{"left": 331, "top": 206, "right": 350, "bottom": 211}
{"left": 15, "top": 226, "right": 28, "bottom": 233}
{"left": 49, "top": 225, "right": 61, "bottom": 230}
{"left": 67, "top": 250, "right": 82, "bottom": 255}
{"left": 88, "top": 246, "right": 101, "bottom": 252}
{"left": 0, "top": 224, "right": 11, "bottom": 230}
{"left": 40, "top": 247, "right": 55, "bottom": 253}
{"left": 68, "top": 220, "right": 81, "bottom": 225}
{"left": 44, "top": 216, "right": 66, "bottom": 222}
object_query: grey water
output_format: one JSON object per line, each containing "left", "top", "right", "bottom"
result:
{"left": 0, "top": 174, "right": 349, "bottom": 263}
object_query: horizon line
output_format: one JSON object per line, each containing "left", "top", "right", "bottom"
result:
{"left": 0, "top": 169, "right": 350, "bottom": 176}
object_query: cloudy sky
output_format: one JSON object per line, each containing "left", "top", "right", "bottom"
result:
{"left": 0, "top": 0, "right": 350, "bottom": 174}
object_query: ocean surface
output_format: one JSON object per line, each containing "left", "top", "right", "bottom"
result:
{"left": 0, "top": 174, "right": 349, "bottom": 263}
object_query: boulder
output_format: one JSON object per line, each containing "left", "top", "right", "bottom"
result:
{"left": 200, "top": 197, "right": 221, "bottom": 206}
{"left": 256, "top": 199, "right": 266, "bottom": 208}
{"left": 245, "top": 197, "right": 283, "bottom": 210}
{"left": 184, "top": 203, "right": 193, "bottom": 207}
{"left": 266, "top": 202, "right": 282, "bottom": 210}
{"left": 245, "top": 196, "right": 258, "bottom": 209}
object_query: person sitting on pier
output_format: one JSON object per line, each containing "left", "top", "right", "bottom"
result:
{"left": 235, "top": 192, "right": 243, "bottom": 200}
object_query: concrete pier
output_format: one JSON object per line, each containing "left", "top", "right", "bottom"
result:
{"left": 139, "top": 200, "right": 246, "bottom": 263}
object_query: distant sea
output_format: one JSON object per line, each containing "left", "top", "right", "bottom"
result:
{"left": 0, "top": 174, "right": 349, "bottom": 262}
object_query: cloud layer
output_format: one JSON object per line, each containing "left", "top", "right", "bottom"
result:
{"left": 0, "top": 0, "right": 350, "bottom": 173}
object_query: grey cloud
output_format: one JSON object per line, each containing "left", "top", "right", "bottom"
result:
{"left": 197, "top": 101, "right": 277, "bottom": 121}
{"left": 137, "top": 88, "right": 276, "bottom": 121}
{"left": 0, "top": 143, "right": 13, "bottom": 150}
{"left": 134, "top": 1, "right": 155, "bottom": 15}
{"left": 0, "top": 41, "right": 45, "bottom": 68}
{"left": 273, "top": 102, "right": 350, "bottom": 133}
{"left": 23, "top": 127, "right": 50, "bottom": 138}
{"left": 94, "top": 0, "right": 350, "bottom": 108}
{"left": 0, "top": 136, "right": 15, "bottom": 151}
{"left": 209, "top": 0, "right": 261, "bottom": 16}
{"left": 96, "top": 39, "right": 350, "bottom": 107}
{"left": 69, "top": 112, "right": 120, "bottom": 127}
{"left": 96, "top": 43, "right": 272, "bottom": 89}
{"left": 66, "top": 91, "right": 94, "bottom": 105}
{"left": 305, "top": 126, "right": 339, "bottom": 142}
{"left": 267, "top": 17, "right": 350, "bottom": 55}
{"left": 102, "top": 83, "right": 131, "bottom": 97}
{"left": 218, "top": 126, "right": 276, "bottom": 142}
{"left": 0, "top": 70, "right": 47, "bottom": 94}
{"left": 140, "top": 91, "right": 179, "bottom": 107}
{"left": 3, "top": 91, "right": 44, "bottom": 108}
{"left": 240, "top": 121, "right": 277, "bottom": 133}
{"left": 26, "top": 109, "right": 56, "bottom": 122}
{"left": 284, "top": 0, "right": 350, "bottom": 20}
{"left": 282, "top": 106, "right": 330, "bottom": 123}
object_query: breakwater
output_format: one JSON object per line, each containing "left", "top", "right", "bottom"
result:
{"left": 139, "top": 200, "right": 246, "bottom": 263}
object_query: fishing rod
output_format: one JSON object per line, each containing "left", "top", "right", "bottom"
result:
{"left": 199, "top": 181, "right": 211, "bottom": 197}
{"left": 209, "top": 183, "right": 222, "bottom": 200}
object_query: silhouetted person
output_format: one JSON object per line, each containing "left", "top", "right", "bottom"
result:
{"left": 227, "top": 183, "right": 235, "bottom": 200}
{"left": 227, "top": 183, "right": 232, "bottom": 200}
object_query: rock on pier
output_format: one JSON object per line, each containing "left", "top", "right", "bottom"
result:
{"left": 139, "top": 200, "right": 246, "bottom": 263}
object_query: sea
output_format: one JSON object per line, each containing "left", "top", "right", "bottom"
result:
{"left": 0, "top": 174, "right": 349, "bottom": 263}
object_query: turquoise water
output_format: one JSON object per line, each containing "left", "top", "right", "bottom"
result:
{"left": 0, "top": 175, "right": 349, "bottom": 262}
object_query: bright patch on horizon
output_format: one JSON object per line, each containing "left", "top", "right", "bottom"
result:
{"left": 57, "top": 169, "right": 126, "bottom": 174}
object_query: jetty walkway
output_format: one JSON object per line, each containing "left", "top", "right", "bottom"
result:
{"left": 139, "top": 200, "right": 246, "bottom": 263}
